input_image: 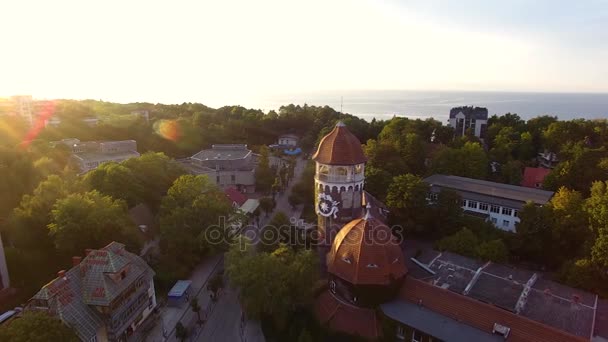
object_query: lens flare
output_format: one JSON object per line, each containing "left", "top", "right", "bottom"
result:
{"left": 154, "top": 119, "right": 181, "bottom": 142}
{"left": 22, "top": 100, "right": 56, "bottom": 148}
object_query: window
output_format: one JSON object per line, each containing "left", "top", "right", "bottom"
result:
{"left": 535, "top": 182, "right": 542, "bottom": 188}
{"left": 502, "top": 208, "right": 512, "bottom": 216}
{"left": 479, "top": 203, "right": 488, "bottom": 211}
{"left": 231, "top": 174, "right": 236, "bottom": 183}
{"left": 412, "top": 330, "right": 422, "bottom": 342}
{"left": 396, "top": 326, "right": 405, "bottom": 339}
{"left": 329, "top": 280, "right": 336, "bottom": 294}
{"left": 354, "top": 164, "right": 363, "bottom": 174}
{"left": 490, "top": 205, "right": 500, "bottom": 213}
{"left": 120, "top": 271, "right": 126, "bottom": 280}
{"left": 468, "top": 201, "right": 478, "bottom": 209}
{"left": 216, "top": 175, "right": 220, "bottom": 183}
{"left": 336, "top": 167, "right": 347, "bottom": 176}
{"left": 491, "top": 217, "right": 497, "bottom": 224}
{"left": 503, "top": 220, "right": 510, "bottom": 227}
{"left": 513, "top": 210, "right": 518, "bottom": 218}
{"left": 429, "top": 192, "right": 438, "bottom": 201}
{"left": 461, "top": 200, "right": 467, "bottom": 207}
{"left": 319, "top": 165, "right": 329, "bottom": 174}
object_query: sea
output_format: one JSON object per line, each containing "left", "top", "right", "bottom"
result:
{"left": 246, "top": 90, "right": 608, "bottom": 122}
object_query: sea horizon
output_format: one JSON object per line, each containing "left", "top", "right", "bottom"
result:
{"left": 237, "top": 89, "right": 608, "bottom": 123}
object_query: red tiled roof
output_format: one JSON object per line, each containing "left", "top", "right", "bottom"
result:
{"left": 521, "top": 167, "right": 550, "bottom": 188}
{"left": 315, "top": 290, "right": 381, "bottom": 340}
{"left": 399, "top": 277, "right": 588, "bottom": 342}
{"left": 225, "top": 187, "right": 247, "bottom": 207}
{"left": 327, "top": 216, "right": 407, "bottom": 286}
{"left": 312, "top": 122, "right": 367, "bottom": 165}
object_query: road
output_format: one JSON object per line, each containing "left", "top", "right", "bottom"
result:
{"left": 242, "top": 156, "right": 307, "bottom": 245}
{"left": 143, "top": 156, "right": 309, "bottom": 342}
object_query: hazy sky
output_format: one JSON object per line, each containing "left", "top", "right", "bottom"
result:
{"left": 1, "top": 0, "right": 607, "bottom": 105}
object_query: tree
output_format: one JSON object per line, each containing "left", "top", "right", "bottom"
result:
{"left": 226, "top": 238, "right": 319, "bottom": 328}
{"left": 121, "top": 152, "right": 185, "bottom": 209}
{"left": 288, "top": 192, "right": 303, "bottom": 210}
{"left": 585, "top": 180, "right": 608, "bottom": 234}
{"left": 84, "top": 162, "right": 143, "bottom": 206}
{"left": 207, "top": 272, "right": 224, "bottom": 299}
{"left": 591, "top": 234, "right": 608, "bottom": 269}
{"left": 427, "top": 189, "right": 463, "bottom": 237}
{"left": 6, "top": 175, "right": 78, "bottom": 251}
{"left": 260, "top": 212, "right": 292, "bottom": 252}
{"left": 363, "top": 166, "right": 392, "bottom": 201}
{"left": 190, "top": 298, "right": 203, "bottom": 325}
{"left": 48, "top": 190, "right": 142, "bottom": 256}
{"left": 437, "top": 228, "right": 479, "bottom": 258}
{"left": 385, "top": 174, "right": 429, "bottom": 233}
{"left": 175, "top": 322, "right": 188, "bottom": 342}
{"left": 159, "top": 175, "right": 233, "bottom": 267}
{"left": 0, "top": 311, "right": 79, "bottom": 342}
{"left": 477, "top": 239, "right": 509, "bottom": 263}
{"left": 259, "top": 197, "right": 275, "bottom": 217}
{"left": 255, "top": 146, "right": 274, "bottom": 193}
{"left": 430, "top": 142, "right": 488, "bottom": 179}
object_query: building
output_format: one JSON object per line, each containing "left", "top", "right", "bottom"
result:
{"left": 0, "top": 95, "right": 34, "bottom": 125}
{"left": 225, "top": 187, "right": 248, "bottom": 208}
{"left": 310, "top": 123, "right": 602, "bottom": 341}
{"left": 277, "top": 133, "right": 298, "bottom": 147}
{"left": 424, "top": 174, "right": 554, "bottom": 232}
{"left": 537, "top": 150, "right": 559, "bottom": 169}
{"left": 178, "top": 144, "right": 255, "bottom": 193}
{"left": 52, "top": 139, "right": 140, "bottom": 173}
{"left": 521, "top": 167, "right": 551, "bottom": 189}
{"left": 27, "top": 242, "right": 157, "bottom": 342}
{"left": 448, "top": 106, "right": 488, "bottom": 138}
{"left": 380, "top": 244, "right": 600, "bottom": 342}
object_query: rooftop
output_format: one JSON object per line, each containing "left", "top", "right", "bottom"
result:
{"left": 424, "top": 174, "right": 555, "bottom": 205}
{"left": 521, "top": 167, "right": 551, "bottom": 188}
{"left": 449, "top": 106, "right": 488, "bottom": 120}
{"left": 382, "top": 299, "right": 502, "bottom": 342}
{"left": 29, "top": 242, "right": 154, "bottom": 341}
{"left": 327, "top": 216, "right": 407, "bottom": 286}
{"left": 191, "top": 144, "right": 251, "bottom": 161}
{"left": 312, "top": 121, "right": 367, "bottom": 165}
{"left": 72, "top": 150, "right": 140, "bottom": 163}
{"left": 404, "top": 243, "right": 598, "bottom": 339}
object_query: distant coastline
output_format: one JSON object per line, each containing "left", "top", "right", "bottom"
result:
{"left": 248, "top": 90, "right": 608, "bottom": 122}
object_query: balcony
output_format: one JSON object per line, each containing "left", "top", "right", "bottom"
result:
{"left": 316, "top": 173, "right": 364, "bottom": 184}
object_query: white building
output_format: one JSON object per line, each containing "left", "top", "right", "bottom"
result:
{"left": 448, "top": 106, "right": 488, "bottom": 138}
{"left": 424, "top": 174, "right": 555, "bottom": 232}
{"left": 277, "top": 134, "right": 298, "bottom": 147}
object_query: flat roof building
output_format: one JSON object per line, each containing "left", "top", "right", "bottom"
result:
{"left": 424, "top": 174, "right": 555, "bottom": 231}
{"left": 179, "top": 144, "right": 256, "bottom": 193}
{"left": 52, "top": 139, "right": 140, "bottom": 173}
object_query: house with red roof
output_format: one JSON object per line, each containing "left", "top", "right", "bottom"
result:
{"left": 521, "top": 167, "right": 551, "bottom": 189}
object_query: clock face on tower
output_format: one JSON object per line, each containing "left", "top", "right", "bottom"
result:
{"left": 317, "top": 193, "right": 340, "bottom": 219}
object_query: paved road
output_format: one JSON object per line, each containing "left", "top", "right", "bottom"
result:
{"left": 144, "top": 254, "right": 222, "bottom": 342}
{"left": 242, "top": 157, "right": 307, "bottom": 245}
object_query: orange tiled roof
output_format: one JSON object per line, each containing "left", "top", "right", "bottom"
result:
{"left": 315, "top": 290, "right": 381, "bottom": 340}
{"left": 399, "top": 277, "right": 589, "bottom": 342}
{"left": 312, "top": 122, "right": 367, "bottom": 165}
{"left": 327, "top": 216, "right": 407, "bottom": 285}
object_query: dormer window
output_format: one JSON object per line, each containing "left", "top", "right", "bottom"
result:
{"left": 392, "top": 257, "right": 399, "bottom": 264}
{"left": 120, "top": 270, "right": 127, "bottom": 280}
{"left": 342, "top": 257, "right": 352, "bottom": 264}
{"left": 492, "top": 323, "right": 510, "bottom": 338}
{"left": 367, "top": 263, "right": 378, "bottom": 268}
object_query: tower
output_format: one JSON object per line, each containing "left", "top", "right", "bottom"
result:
{"left": 312, "top": 121, "right": 367, "bottom": 246}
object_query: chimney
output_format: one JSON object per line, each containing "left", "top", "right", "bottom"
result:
{"left": 57, "top": 270, "right": 66, "bottom": 279}
{"left": 85, "top": 249, "right": 92, "bottom": 256}
{"left": 72, "top": 256, "right": 82, "bottom": 266}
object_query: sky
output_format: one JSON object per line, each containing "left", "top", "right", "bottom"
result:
{"left": 1, "top": 0, "right": 607, "bottom": 106}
